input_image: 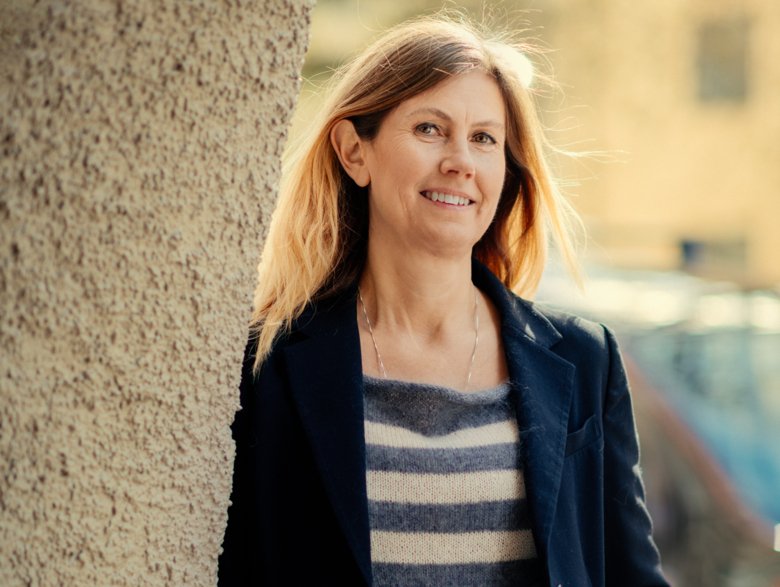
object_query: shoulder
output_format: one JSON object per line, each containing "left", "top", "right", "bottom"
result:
{"left": 505, "top": 292, "right": 625, "bottom": 404}
{"left": 524, "top": 297, "right": 610, "bottom": 353}
{"left": 473, "top": 259, "right": 611, "bottom": 359}
{"left": 517, "top": 296, "right": 631, "bottom": 409}
{"left": 500, "top": 282, "right": 614, "bottom": 364}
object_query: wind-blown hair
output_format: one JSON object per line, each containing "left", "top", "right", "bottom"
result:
{"left": 251, "top": 16, "right": 581, "bottom": 370}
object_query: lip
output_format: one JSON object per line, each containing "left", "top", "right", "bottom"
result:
{"left": 420, "top": 188, "right": 475, "bottom": 207}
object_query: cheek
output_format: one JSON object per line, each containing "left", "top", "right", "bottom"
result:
{"left": 483, "top": 158, "right": 507, "bottom": 203}
{"left": 395, "top": 144, "right": 429, "bottom": 175}
{"left": 372, "top": 143, "right": 422, "bottom": 189}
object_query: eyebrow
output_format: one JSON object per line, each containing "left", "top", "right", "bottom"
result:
{"left": 405, "top": 107, "right": 505, "bottom": 130}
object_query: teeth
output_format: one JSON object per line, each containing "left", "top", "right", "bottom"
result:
{"left": 425, "top": 191, "right": 470, "bottom": 206}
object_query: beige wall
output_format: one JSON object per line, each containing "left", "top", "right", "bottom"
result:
{"left": 543, "top": 0, "right": 780, "bottom": 287}
{"left": 0, "top": 1, "right": 312, "bottom": 584}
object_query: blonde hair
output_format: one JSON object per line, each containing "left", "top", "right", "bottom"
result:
{"left": 251, "top": 16, "right": 581, "bottom": 370}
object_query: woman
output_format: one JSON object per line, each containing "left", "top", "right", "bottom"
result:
{"left": 219, "top": 16, "right": 669, "bottom": 587}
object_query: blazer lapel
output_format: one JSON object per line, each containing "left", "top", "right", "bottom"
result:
{"left": 505, "top": 332, "right": 574, "bottom": 560}
{"left": 474, "top": 262, "right": 575, "bottom": 563}
{"left": 282, "top": 291, "right": 372, "bottom": 584}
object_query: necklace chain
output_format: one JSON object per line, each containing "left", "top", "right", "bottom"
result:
{"left": 358, "top": 287, "right": 388, "bottom": 379}
{"left": 357, "top": 286, "right": 480, "bottom": 391}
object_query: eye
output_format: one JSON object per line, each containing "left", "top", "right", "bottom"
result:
{"left": 473, "top": 132, "right": 497, "bottom": 145}
{"left": 415, "top": 122, "right": 440, "bottom": 136}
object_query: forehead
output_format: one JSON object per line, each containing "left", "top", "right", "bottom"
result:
{"left": 395, "top": 70, "right": 506, "bottom": 123}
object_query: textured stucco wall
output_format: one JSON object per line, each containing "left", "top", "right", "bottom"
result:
{"left": 0, "top": 1, "right": 312, "bottom": 584}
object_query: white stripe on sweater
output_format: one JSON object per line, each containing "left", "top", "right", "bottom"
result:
{"left": 367, "top": 469, "right": 526, "bottom": 504}
{"left": 370, "top": 529, "right": 537, "bottom": 564}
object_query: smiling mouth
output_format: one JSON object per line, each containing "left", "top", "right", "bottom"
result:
{"left": 421, "top": 191, "right": 474, "bottom": 206}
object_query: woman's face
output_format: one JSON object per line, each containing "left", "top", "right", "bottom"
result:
{"left": 360, "top": 70, "right": 507, "bottom": 260}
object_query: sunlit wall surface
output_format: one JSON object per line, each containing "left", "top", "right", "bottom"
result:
{"left": 542, "top": 1, "right": 780, "bottom": 289}
{"left": 295, "top": 1, "right": 780, "bottom": 585}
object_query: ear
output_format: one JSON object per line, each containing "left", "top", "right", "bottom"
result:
{"left": 330, "top": 119, "right": 371, "bottom": 187}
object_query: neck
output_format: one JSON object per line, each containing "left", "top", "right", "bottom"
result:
{"left": 359, "top": 240, "right": 475, "bottom": 341}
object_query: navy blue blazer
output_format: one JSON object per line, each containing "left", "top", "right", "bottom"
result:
{"left": 218, "top": 262, "right": 669, "bottom": 586}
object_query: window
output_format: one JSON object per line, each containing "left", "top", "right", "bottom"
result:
{"left": 680, "top": 238, "right": 747, "bottom": 277}
{"left": 697, "top": 19, "right": 750, "bottom": 102}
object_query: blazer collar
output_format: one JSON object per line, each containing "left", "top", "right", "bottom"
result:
{"left": 471, "top": 258, "right": 562, "bottom": 348}
{"left": 283, "top": 260, "right": 575, "bottom": 580}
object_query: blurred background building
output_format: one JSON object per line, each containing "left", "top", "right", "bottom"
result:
{"left": 542, "top": 0, "right": 780, "bottom": 289}
{"left": 294, "top": 1, "right": 780, "bottom": 585}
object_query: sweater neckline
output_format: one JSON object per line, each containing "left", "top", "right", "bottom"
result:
{"left": 363, "top": 374, "right": 512, "bottom": 405}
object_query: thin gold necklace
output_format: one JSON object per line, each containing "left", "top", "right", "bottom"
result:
{"left": 357, "top": 286, "right": 480, "bottom": 390}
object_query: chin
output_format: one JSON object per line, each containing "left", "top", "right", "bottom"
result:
{"left": 417, "top": 236, "right": 479, "bottom": 261}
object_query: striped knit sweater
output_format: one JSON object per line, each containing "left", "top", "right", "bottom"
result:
{"left": 364, "top": 376, "right": 543, "bottom": 586}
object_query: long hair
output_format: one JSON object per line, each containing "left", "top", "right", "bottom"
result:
{"left": 251, "top": 16, "right": 581, "bottom": 370}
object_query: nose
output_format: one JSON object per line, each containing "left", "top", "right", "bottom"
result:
{"left": 439, "top": 138, "right": 475, "bottom": 177}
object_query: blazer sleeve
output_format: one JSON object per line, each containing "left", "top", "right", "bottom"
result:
{"left": 217, "top": 339, "right": 256, "bottom": 586}
{"left": 602, "top": 326, "right": 670, "bottom": 587}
